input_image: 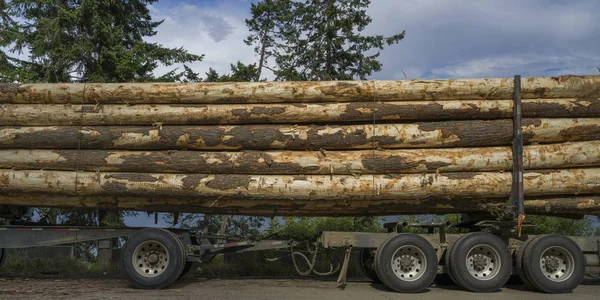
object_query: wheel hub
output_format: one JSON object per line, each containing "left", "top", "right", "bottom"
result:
{"left": 466, "top": 244, "right": 501, "bottom": 281}
{"left": 133, "top": 240, "right": 170, "bottom": 278}
{"left": 391, "top": 246, "right": 427, "bottom": 282}
{"left": 540, "top": 246, "right": 574, "bottom": 282}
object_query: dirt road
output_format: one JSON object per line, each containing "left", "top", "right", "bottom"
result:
{"left": 0, "top": 277, "right": 598, "bottom": 300}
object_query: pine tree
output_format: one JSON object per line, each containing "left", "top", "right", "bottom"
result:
{"left": 245, "top": 0, "right": 405, "bottom": 81}
{"left": 1, "top": 0, "right": 203, "bottom": 83}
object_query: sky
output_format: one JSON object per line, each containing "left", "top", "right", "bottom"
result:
{"left": 125, "top": 0, "right": 600, "bottom": 228}
{"left": 145, "top": 0, "right": 600, "bottom": 81}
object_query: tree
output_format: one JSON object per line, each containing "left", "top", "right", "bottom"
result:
{"left": 522, "top": 215, "right": 596, "bottom": 236}
{"left": 1, "top": 0, "right": 203, "bottom": 83}
{"left": 0, "top": 1, "right": 204, "bottom": 235}
{"left": 204, "top": 61, "right": 262, "bottom": 82}
{"left": 245, "top": 0, "right": 405, "bottom": 81}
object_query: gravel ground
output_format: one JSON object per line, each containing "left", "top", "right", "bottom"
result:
{"left": 0, "top": 276, "right": 598, "bottom": 300}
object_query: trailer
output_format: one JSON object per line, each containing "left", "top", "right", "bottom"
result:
{"left": 0, "top": 75, "right": 598, "bottom": 293}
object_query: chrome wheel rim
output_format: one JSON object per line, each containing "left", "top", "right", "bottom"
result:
{"left": 132, "top": 240, "right": 170, "bottom": 278}
{"left": 391, "top": 245, "right": 427, "bottom": 282}
{"left": 465, "top": 244, "right": 501, "bottom": 281}
{"left": 539, "top": 246, "right": 574, "bottom": 282}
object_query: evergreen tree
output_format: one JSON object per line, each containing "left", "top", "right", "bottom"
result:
{"left": 245, "top": 0, "right": 404, "bottom": 81}
{"left": 1, "top": 0, "right": 203, "bottom": 83}
{"left": 204, "top": 61, "right": 262, "bottom": 82}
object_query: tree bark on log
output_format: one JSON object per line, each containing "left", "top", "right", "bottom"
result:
{"left": 0, "top": 193, "right": 597, "bottom": 216}
{"left": 1, "top": 75, "right": 598, "bottom": 104}
{"left": 1, "top": 168, "right": 599, "bottom": 201}
{"left": 2, "top": 98, "right": 599, "bottom": 125}
{"left": 2, "top": 141, "right": 599, "bottom": 174}
{"left": 1, "top": 118, "right": 599, "bottom": 150}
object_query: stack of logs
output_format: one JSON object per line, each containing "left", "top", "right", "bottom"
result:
{"left": 1, "top": 75, "right": 600, "bottom": 217}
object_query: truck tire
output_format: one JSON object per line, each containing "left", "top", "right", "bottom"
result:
{"left": 522, "top": 234, "right": 585, "bottom": 293}
{"left": 121, "top": 228, "right": 186, "bottom": 289}
{"left": 448, "top": 232, "right": 511, "bottom": 292}
{"left": 0, "top": 248, "right": 6, "bottom": 269}
{"left": 161, "top": 229, "right": 187, "bottom": 278}
{"left": 444, "top": 234, "right": 469, "bottom": 288}
{"left": 179, "top": 262, "right": 194, "bottom": 279}
{"left": 515, "top": 235, "right": 543, "bottom": 288}
{"left": 359, "top": 248, "right": 380, "bottom": 283}
{"left": 375, "top": 234, "right": 437, "bottom": 293}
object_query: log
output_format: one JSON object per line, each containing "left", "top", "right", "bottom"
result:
{"left": 1, "top": 168, "right": 599, "bottom": 201}
{"left": 2, "top": 98, "right": 600, "bottom": 125}
{"left": 2, "top": 141, "right": 600, "bottom": 174}
{"left": 14, "top": 194, "right": 600, "bottom": 216}
{"left": 0, "top": 194, "right": 597, "bottom": 216}
{"left": 1, "top": 75, "right": 598, "bottom": 104}
{"left": 1, "top": 118, "right": 599, "bottom": 150}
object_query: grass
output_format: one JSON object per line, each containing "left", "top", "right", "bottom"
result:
{"left": 0, "top": 252, "right": 119, "bottom": 276}
{"left": 191, "top": 249, "right": 368, "bottom": 279}
{"left": 0, "top": 248, "right": 369, "bottom": 279}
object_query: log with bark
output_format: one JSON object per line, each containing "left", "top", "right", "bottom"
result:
{"left": 1, "top": 75, "right": 599, "bottom": 104}
{"left": 1, "top": 118, "right": 599, "bottom": 150}
{"left": 1, "top": 98, "right": 600, "bottom": 125}
{"left": 0, "top": 193, "right": 597, "bottom": 216}
{"left": 0, "top": 169, "right": 599, "bottom": 215}
{"left": 2, "top": 141, "right": 600, "bottom": 174}
{"left": 1, "top": 168, "right": 599, "bottom": 200}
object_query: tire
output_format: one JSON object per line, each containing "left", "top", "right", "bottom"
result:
{"left": 522, "top": 234, "right": 585, "bottom": 293}
{"left": 0, "top": 248, "right": 7, "bottom": 269}
{"left": 179, "top": 262, "right": 194, "bottom": 279}
{"left": 444, "top": 234, "right": 469, "bottom": 288}
{"left": 448, "top": 232, "right": 512, "bottom": 292}
{"left": 161, "top": 229, "right": 187, "bottom": 278}
{"left": 359, "top": 248, "right": 381, "bottom": 283}
{"left": 375, "top": 234, "right": 438, "bottom": 293}
{"left": 374, "top": 234, "right": 395, "bottom": 284}
{"left": 515, "top": 236, "right": 542, "bottom": 288}
{"left": 121, "top": 228, "right": 186, "bottom": 289}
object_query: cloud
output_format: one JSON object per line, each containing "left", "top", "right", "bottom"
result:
{"left": 147, "top": 1, "right": 258, "bottom": 79}
{"left": 365, "top": 0, "right": 600, "bottom": 79}
{"left": 148, "top": 0, "right": 600, "bottom": 80}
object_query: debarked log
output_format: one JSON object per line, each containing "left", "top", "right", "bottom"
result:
{"left": 2, "top": 141, "right": 600, "bottom": 174}
{"left": 1, "top": 75, "right": 598, "bottom": 104}
{"left": 1, "top": 118, "right": 599, "bottom": 150}
{"left": 0, "top": 168, "right": 599, "bottom": 201}
{"left": 2, "top": 98, "right": 600, "bottom": 125}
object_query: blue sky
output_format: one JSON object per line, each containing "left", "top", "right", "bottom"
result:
{"left": 146, "top": 0, "right": 600, "bottom": 81}
{"left": 128, "top": 0, "right": 600, "bottom": 227}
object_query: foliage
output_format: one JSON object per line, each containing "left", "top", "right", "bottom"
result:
{"left": 0, "top": 0, "right": 203, "bottom": 83}
{"left": 245, "top": 0, "right": 405, "bottom": 81}
{"left": 165, "top": 213, "right": 267, "bottom": 239}
{"left": 204, "top": 61, "right": 263, "bottom": 82}
{"left": 522, "top": 215, "right": 597, "bottom": 236}
{"left": 264, "top": 217, "right": 384, "bottom": 243}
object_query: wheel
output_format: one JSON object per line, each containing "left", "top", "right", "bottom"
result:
{"left": 522, "top": 234, "right": 585, "bottom": 293}
{"left": 162, "top": 229, "right": 187, "bottom": 277}
{"left": 374, "top": 234, "right": 438, "bottom": 293}
{"left": 444, "top": 234, "right": 469, "bottom": 288}
{"left": 515, "top": 236, "right": 540, "bottom": 288}
{"left": 359, "top": 248, "right": 381, "bottom": 283}
{"left": 179, "top": 262, "right": 194, "bottom": 278}
{"left": 121, "top": 228, "right": 186, "bottom": 289}
{"left": 0, "top": 248, "right": 7, "bottom": 269}
{"left": 448, "top": 232, "right": 512, "bottom": 292}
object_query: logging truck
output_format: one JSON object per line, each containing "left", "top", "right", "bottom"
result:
{"left": 0, "top": 75, "right": 599, "bottom": 294}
